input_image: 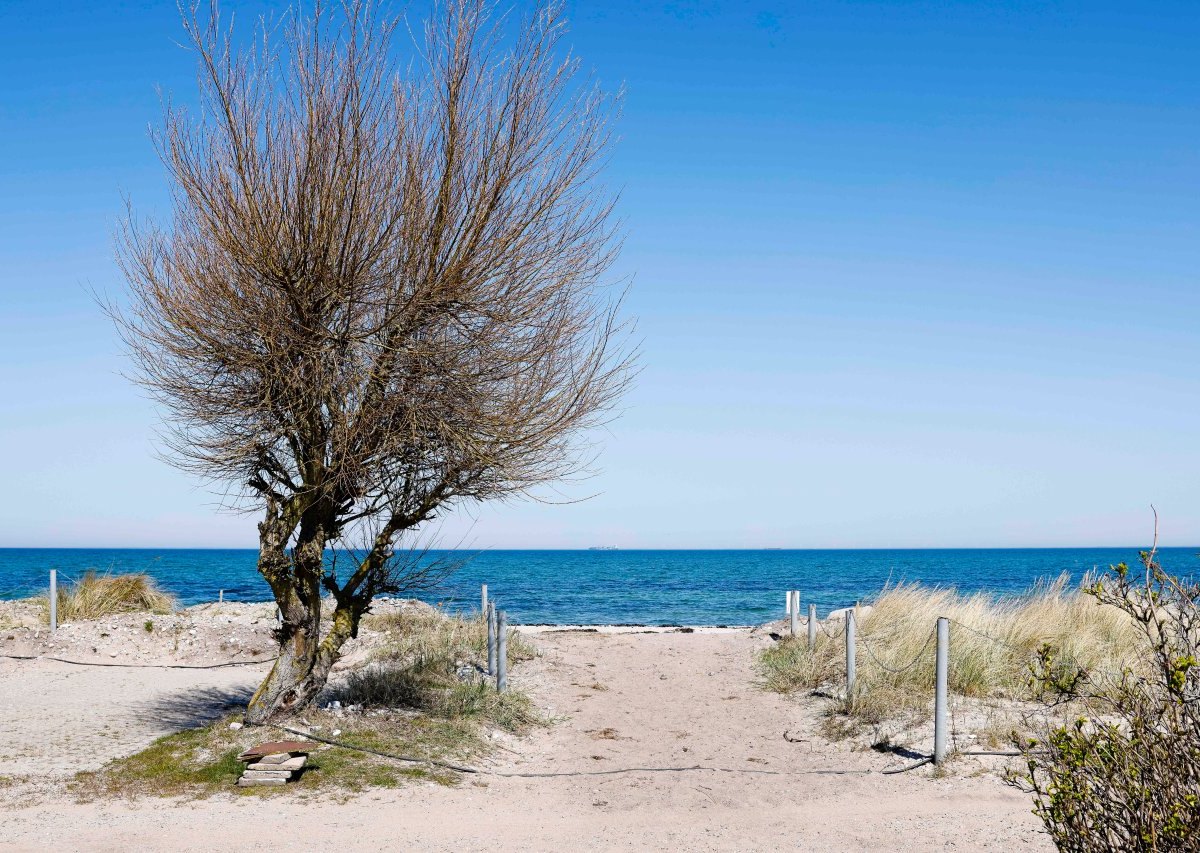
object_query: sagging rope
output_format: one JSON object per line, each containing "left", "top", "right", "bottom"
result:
{"left": 816, "top": 617, "right": 845, "bottom": 640}
{"left": 857, "top": 629, "right": 936, "bottom": 676}
{"left": 945, "top": 619, "right": 1031, "bottom": 657}
{"left": 947, "top": 619, "right": 1135, "bottom": 684}
{"left": 0, "top": 652, "right": 277, "bottom": 669}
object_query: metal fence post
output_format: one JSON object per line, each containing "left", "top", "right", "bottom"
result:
{"left": 845, "top": 609, "right": 856, "bottom": 699}
{"left": 496, "top": 609, "right": 508, "bottom": 693}
{"left": 49, "top": 569, "right": 57, "bottom": 633}
{"left": 934, "top": 616, "right": 949, "bottom": 764}
{"left": 807, "top": 603, "right": 817, "bottom": 650}
{"left": 486, "top": 601, "right": 497, "bottom": 676}
{"left": 789, "top": 591, "right": 799, "bottom": 638}
{"left": 481, "top": 583, "right": 488, "bottom": 615}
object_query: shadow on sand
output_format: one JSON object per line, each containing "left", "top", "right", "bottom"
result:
{"left": 130, "top": 684, "right": 256, "bottom": 730}
{"left": 872, "top": 742, "right": 929, "bottom": 761}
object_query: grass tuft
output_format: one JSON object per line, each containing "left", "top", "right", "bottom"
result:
{"left": 363, "top": 606, "right": 538, "bottom": 666}
{"left": 40, "top": 571, "right": 176, "bottom": 623}
{"left": 334, "top": 608, "right": 542, "bottom": 732}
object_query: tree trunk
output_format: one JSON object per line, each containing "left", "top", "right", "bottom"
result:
{"left": 245, "top": 599, "right": 361, "bottom": 723}
{"left": 244, "top": 614, "right": 325, "bottom": 723}
{"left": 244, "top": 512, "right": 358, "bottom": 723}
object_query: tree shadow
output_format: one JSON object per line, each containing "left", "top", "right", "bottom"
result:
{"left": 130, "top": 684, "right": 255, "bottom": 730}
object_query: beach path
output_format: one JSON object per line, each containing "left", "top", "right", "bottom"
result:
{"left": 0, "top": 629, "right": 1049, "bottom": 851}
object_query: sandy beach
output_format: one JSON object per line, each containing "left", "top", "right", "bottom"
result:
{"left": 0, "top": 605, "right": 1048, "bottom": 852}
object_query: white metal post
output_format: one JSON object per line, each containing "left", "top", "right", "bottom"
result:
{"left": 807, "top": 603, "right": 817, "bottom": 649}
{"left": 496, "top": 610, "right": 508, "bottom": 692}
{"left": 845, "top": 609, "right": 856, "bottom": 699}
{"left": 789, "top": 591, "right": 799, "bottom": 638}
{"left": 481, "top": 583, "right": 488, "bottom": 615}
{"left": 487, "top": 602, "right": 497, "bottom": 676}
{"left": 49, "top": 569, "right": 57, "bottom": 633}
{"left": 934, "top": 617, "right": 949, "bottom": 764}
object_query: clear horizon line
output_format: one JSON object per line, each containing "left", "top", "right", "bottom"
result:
{"left": 0, "top": 544, "right": 1186, "bottom": 552}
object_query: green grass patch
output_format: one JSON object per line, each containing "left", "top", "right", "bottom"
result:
{"left": 72, "top": 718, "right": 246, "bottom": 800}
{"left": 70, "top": 710, "right": 481, "bottom": 800}
{"left": 73, "top": 607, "right": 545, "bottom": 799}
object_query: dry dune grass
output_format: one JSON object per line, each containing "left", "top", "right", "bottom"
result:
{"left": 337, "top": 607, "right": 542, "bottom": 732}
{"left": 362, "top": 606, "right": 538, "bottom": 667}
{"left": 761, "top": 576, "right": 1144, "bottom": 724}
{"left": 41, "top": 571, "right": 176, "bottom": 623}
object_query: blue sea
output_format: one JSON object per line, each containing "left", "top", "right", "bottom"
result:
{"left": 0, "top": 548, "right": 1193, "bottom": 626}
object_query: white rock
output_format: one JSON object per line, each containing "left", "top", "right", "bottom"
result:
{"left": 228, "top": 722, "right": 243, "bottom": 730}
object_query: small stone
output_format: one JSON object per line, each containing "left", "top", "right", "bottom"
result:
{"left": 331, "top": 729, "right": 341, "bottom": 737}
{"left": 228, "top": 722, "right": 243, "bottom": 731}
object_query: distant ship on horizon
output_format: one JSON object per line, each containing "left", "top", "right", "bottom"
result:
{"left": 588, "top": 545, "right": 619, "bottom": 551}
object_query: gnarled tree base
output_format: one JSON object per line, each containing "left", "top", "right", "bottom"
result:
{"left": 245, "top": 603, "right": 356, "bottom": 723}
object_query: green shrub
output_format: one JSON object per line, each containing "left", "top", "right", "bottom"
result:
{"left": 1017, "top": 547, "right": 1200, "bottom": 852}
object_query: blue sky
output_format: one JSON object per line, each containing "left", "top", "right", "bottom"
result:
{"left": 1, "top": 1, "right": 1197, "bottom": 548}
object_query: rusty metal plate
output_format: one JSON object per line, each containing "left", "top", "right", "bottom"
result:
{"left": 237, "top": 740, "right": 320, "bottom": 761}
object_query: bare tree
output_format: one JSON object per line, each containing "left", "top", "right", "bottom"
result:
{"left": 114, "top": 0, "right": 631, "bottom": 722}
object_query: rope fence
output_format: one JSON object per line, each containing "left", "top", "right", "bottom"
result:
{"left": 816, "top": 616, "right": 845, "bottom": 641}
{"left": 857, "top": 629, "right": 935, "bottom": 676}
{"left": 781, "top": 588, "right": 1116, "bottom": 767}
